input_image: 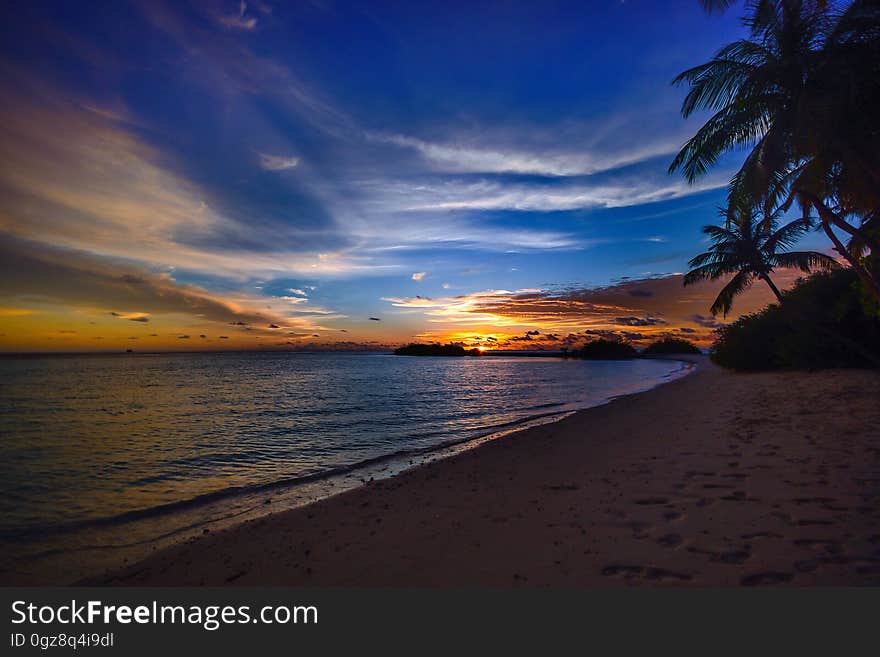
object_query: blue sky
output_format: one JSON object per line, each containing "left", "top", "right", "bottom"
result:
{"left": 0, "top": 1, "right": 815, "bottom": 351}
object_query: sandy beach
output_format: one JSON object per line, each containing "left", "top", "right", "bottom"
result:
{"left": 93, "top": 356, "right": 880, "bottom": 586}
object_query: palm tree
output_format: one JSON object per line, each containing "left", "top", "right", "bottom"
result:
{"left": 684, "top": 204, "right": 837, "bottom": 316}
{"left": 670, "top": 0, "right": 880, "bottom": 301}
{"left": 697, "top": 0, "right": 829, "bottom": 14}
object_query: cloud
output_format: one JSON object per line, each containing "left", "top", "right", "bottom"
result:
{"left": 691, "top": 314, "right": 724, "bottom": 329}
{"left": 217, "top": 14, "right": 257, "bottom": 30}
{"left": 346, "top": 203, "right": 584, "bottom": 251}
{"left": 387, "top": 270, "right": 805, "bottom": 348}
{"left": 212, "top": 1, "right": 258, "bottom": 31}
{"left": 411, "top": 272, "right": 426, "bottom": 281}
{"left": 614, "top": 316, "right": 666, "bottom": 327}
{"left": 138, "top": 1, "right": 353, "bottom": 136}
{"left": 368, "top": 129, "right": 683, "bottom": 177}
{"left": 397, "top": 177, "right": 726, "bottom": 213}
{"left": 0, "top": 306, "right": 36, "bottom": 317}
{"left": 0, "top": 92, "right": 386, "bottom": 279}
{"left": 258, "top": 153, "right": 300, "bottom": 171}
{"left": 0, "top": 236, "right": 327, "bottom": 333}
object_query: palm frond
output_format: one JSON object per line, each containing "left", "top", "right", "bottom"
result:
{"left": 672, "top": 40, "right": 772, "bottom": 116}
{"left": 761, "top": 217, "right": 813, "bottom": 254}
{"left": 699, "top": 0, "right": 737, "bottom": 13}
{"left": 669, "top": 101, "right": 773, "bottom": 182}
{"left": 711, "top": 270, "right": 754, "bottom": 316}
{"left": 684, "top": 261, "right": 742, "bottom": 286}
{"left": 769, "top": 250, "right": 839, "bottom": 272}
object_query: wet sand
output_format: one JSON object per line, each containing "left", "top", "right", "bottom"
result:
{"left": 95, "top": 356, "right": 880, "bottom": 586}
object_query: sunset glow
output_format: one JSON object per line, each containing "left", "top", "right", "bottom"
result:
{"left": 0, "top": 2, "right": 829, "bottom": 353}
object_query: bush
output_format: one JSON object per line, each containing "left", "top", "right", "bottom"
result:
{"left": 393, "top": 343, "right": 480, "bottom": 356}
{"left": 574, "top": 339, "right": 637, "bottom": 360}
{"left": 642, "top": 338, "right": 702, "bottom": 355}
{"left": 711, "top": 268, "right": 880, "bottom": 371}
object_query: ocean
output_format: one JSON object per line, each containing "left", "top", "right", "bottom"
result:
{"left": 0, "top": 351, "right": 689, "bottom": 578}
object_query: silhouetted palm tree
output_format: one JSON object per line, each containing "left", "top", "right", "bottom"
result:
{"left": 697, "top": 0, "right": 828, "bottom": 14}
{"left": 671, "top": 0, "right": 880, "bottom": 300}
{"left": 684, "top": 204, "right": 837, "bottom": 316}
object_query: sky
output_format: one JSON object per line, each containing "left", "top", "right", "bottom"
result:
{"left": 0, "top": 0, "right": 828, "bottom": 352}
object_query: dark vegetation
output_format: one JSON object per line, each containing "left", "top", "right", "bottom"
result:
{"left": 571, "top": 339, "right": 638, "bottom": 360}
{"left": 711, "top": 269, "right": 880, "bottom": 370}
{"left": 396, "top": 3, "right": 880, "bottom": 372}
{"left": 642, "top": 338, "right": 702, "bottom": 355}
{"left": 671, "top": 0, "right": 880, "bottom": 370}
{"left": 393, "top": 343, "right": 481, "bottom": 357}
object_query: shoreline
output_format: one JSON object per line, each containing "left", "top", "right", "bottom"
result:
{"left": 6, "top": 356, "right": 879, "bottom": 586}
{"left": 1, "top": 357, "right": 692, "bottom": 585}
{"left": 85, "top": 355, "right": 880, "bottom": 586}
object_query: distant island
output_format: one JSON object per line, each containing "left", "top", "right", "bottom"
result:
{"left": 393, "top": 338, "right": 703, "bottom": 359}
{"left": 641, "top": 338, "right": 702, "bottom": 356}
{"left": 393, "top": 343, "right": 482, "bottom": 357}
{"left": 570, "top": 339, "right": 637, "bottom": 360}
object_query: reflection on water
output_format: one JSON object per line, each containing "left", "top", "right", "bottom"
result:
{"left": 0, "top": 352, "right": 688, "bottom": 579}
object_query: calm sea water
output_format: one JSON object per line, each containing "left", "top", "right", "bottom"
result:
{"left": 0, "top": 352, "right": 687, "bottom": 540}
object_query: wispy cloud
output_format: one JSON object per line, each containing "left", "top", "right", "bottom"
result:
{"left": 216, "top": 15, "right": 257, "bottom": 31}
{"left": 210, "top": 1, "right": 268, "bottom": 31}
{"left": 258, "top": 152, "right": 300, "bottom": 170}
{"left": 0, "top": 236, "right": 332, "bottom": 334}
{"left": 0, "top": 1, "right": 760, "bottom": 353}
{"left": 0, "top": 94, "right": 384, "bottom": 279}
{"left": 138, "top": 0, "right": 353, "bottom": 135}
{"left": 368, "top": 129, "right": 683, "bottom": 177}
{"left": 395, "top": 177, "right": 726, "bottom": 213}
{"left": 384, "top": 271, "right": 804, "bottom": 348}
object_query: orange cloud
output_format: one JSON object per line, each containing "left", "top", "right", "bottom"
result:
{"left": 0, "top": 236, "right": 347, "bottom": 351}
{"left": 389, "top": 270, "right": 806, "bottom": 350}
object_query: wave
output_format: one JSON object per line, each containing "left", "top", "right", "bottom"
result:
{"left": 0, "top": 407, "right": 575, "bottom": 543}
{"left": 0, "top": 356, "right": 696, "bottom": 560}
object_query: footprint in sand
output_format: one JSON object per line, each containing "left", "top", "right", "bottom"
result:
{"left": 656, "top": 533, "right": 683, "bottom": 548}
{"left": 634, "top": 497, "right": 669, "bottom": 506}
{"left": 740, "top": 571, "right": 794, "bottom": 586}
{"left": 794, "top": 538, "right": 844, "bottom": 554}
{"left": 793, "top": 496, "right": 837, "bottom": 505}
{"left": 794, "top": 559, "right": 820, "bottom": 573}
{"left": 741, "top": 531, "right": 783, "bottom": 540}
{"left": 601, "top": 564, "right": 692, "bottom": 582}
{"left": 687, "top": 546, "right": 751, "bottom": 564}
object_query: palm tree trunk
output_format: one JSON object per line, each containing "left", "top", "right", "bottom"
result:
{"left": 760, "top": 274, "right": 784, "bottom": 303}
{"left": 819, "top": 219, "right": 880, "bottom": 302}
{"left": 807, "top": 194, "right": 880, "bottom": 254}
